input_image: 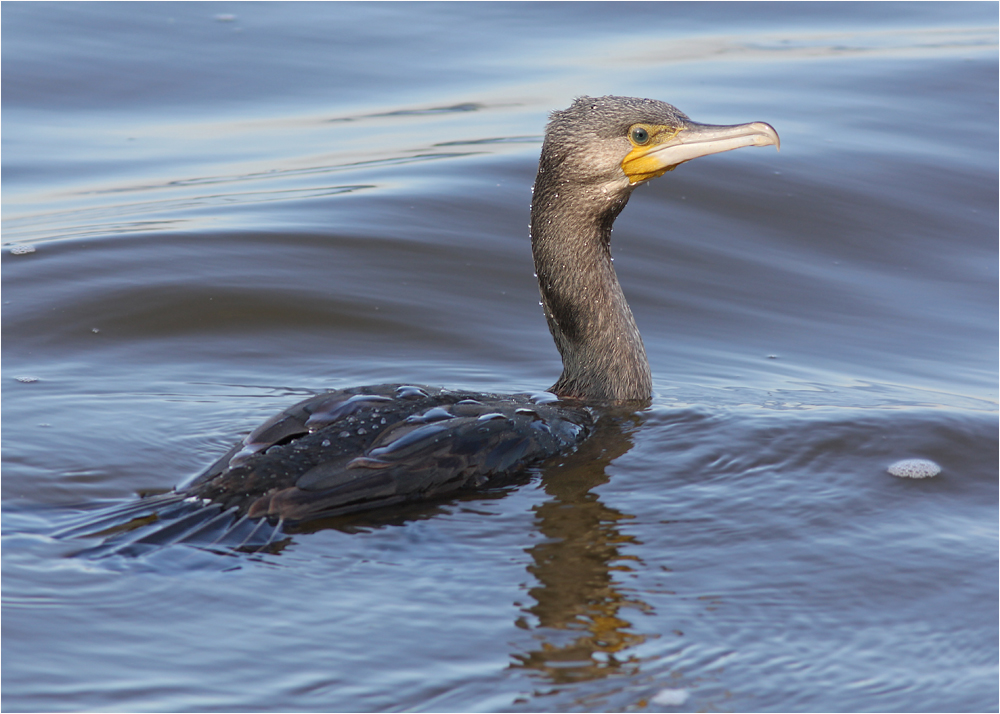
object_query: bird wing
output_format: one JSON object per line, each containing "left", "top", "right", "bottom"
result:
{"left": 187, "top": 385, "right": 592, "bottom": 523}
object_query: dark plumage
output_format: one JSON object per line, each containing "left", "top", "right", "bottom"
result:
{"left": 187, "top": 384, "right": 590, "bottom": 523}
{"left": 66, "top": 96, "right": 778, "bottom": 552}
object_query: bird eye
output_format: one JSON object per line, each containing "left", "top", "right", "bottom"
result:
{"left": 629, "top": 125, "right": 651, "bottom": 145}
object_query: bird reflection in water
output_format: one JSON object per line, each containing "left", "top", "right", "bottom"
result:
{"left": 511, "top": 413, "right": 655, "bottom": 686}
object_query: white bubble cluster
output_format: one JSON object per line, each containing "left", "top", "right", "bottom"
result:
{"left": 888, "top": 458, "right": 941, "bottom": 479}
{"left": 651, "top": 688, "right": 689, "bottom": 706}
{"left": 9, "top": 244, "right": 35, "bottom": 255}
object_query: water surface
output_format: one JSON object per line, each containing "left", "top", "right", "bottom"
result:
{"left": 3, "top": 3, "right": 997, "bottom": 712}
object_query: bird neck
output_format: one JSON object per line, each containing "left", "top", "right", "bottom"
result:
{"left": 530, "top": 173, "right": 652, "bottom": 403}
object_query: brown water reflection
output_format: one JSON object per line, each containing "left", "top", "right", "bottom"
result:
{"left": 512, "top": 413, "right": 655, "bottom": 684}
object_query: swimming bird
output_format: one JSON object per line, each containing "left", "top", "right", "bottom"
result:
{"left": 69, "top": 96, "right": 778, "bottom": 549}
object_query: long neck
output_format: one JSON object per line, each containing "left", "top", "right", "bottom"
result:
{"left": 530, "top": 169, "right": 652, "bottom": 403}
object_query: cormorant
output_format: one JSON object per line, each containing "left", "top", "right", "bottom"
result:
{"left": 69, "top": 96, "right": 778, "bottom": 550}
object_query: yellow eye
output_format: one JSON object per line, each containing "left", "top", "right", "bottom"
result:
{"left": 629, "top": 125, "right": 651, "bottom": 145}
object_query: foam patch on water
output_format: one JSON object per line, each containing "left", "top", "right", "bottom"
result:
{"left": 888, "top": 458, "right": 941, "bottom": 479}
{"left": 651, "top": 688, "right": 689, "bottom": 706}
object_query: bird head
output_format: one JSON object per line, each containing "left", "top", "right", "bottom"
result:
{"left": 541, "top": 95, "right": 779, "bottom": 191}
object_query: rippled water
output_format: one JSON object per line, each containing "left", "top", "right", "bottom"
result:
{"left": 3, "top": 3, "right": 997, "bottom": 712}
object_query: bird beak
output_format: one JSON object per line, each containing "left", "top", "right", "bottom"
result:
{"left": 622, "top": 121, "right": 780, "bottom": 184}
